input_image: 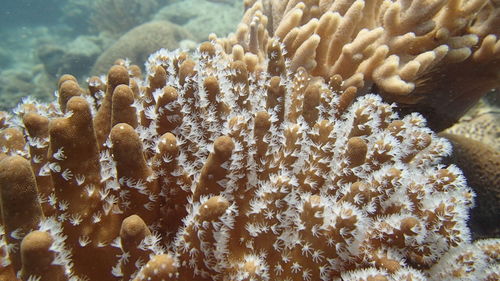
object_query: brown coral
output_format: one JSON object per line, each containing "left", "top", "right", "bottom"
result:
{"left": 0, "top": 39, "right": 497, "bottom": 280}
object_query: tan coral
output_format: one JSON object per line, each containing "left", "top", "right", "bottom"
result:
{"left": 445, "top": 108, "right": 500, "bottom": 151}
{"left": 220, "top": 0, "right": 500, "bottom": 130}
{"left": 0, "top": 39, "right": 497, "bottom": 280}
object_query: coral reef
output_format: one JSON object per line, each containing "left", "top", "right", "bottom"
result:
{"left": 0, "top": 38, "right": 498, "bottom": 280}
{"left": 0, "top": 0, "right": 499, "bottom": 280}
{"left": 440, "top": 99, "right": 500, "bottom": 240}
{"left": 220, "top": 0, "right": 500, "bottom": 130}
{"left": 91, "top": 21, "right": 193, "bottom": 75}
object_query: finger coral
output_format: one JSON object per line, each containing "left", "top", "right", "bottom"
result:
{"left": 223, "top": 0, "right": 500, "bottom": 131}
{"left": 0, "top": 39, "right": 498, "bottom": 280}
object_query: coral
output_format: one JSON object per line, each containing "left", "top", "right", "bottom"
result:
{"left": 445, "top": 106, "right": 500, "bottom": 151}
{"left": 440, "top": 133, "right": 500, "bottom": 239}
{"left": 429, "top": 239, "right": 500, "bottom": 280}
{"left": 219, "top": 0, "right": 500, "bottom": 130}
{"left": 91, "top": 21, "right": 193, "bottom": 75}
{"left": 0, "top": 38, "right": 498, "bottom": 280}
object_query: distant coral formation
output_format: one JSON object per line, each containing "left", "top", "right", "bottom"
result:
{"left": 91, "top": 21, "right": 193, "bottom": 75}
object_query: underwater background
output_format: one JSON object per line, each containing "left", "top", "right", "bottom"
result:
{"left": 0, "top": 0, "right": 242, "bottom": 110}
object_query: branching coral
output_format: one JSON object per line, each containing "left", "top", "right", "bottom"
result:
{"left": 219, "top": 0, "right": 500, "bottom": 130}
{"left": 0, "top": 39, "right": 498, "bottom": 280}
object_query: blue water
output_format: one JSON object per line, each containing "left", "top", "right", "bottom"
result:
{"left": 1, "top": 0, "right": 61, "bottom": 26}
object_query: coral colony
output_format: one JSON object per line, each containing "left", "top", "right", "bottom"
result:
{"left": 0, "top": 0, "right": 499, "bottom": 281}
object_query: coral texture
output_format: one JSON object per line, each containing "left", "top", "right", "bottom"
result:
{"left": 445, "top": 108, "right": 500, "bottom": 151}
{"left": 220, "top": 0, "right": 500, "bottom": 130}
{"left": 0, "top": 38, "right": 498, "bottom": 280}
